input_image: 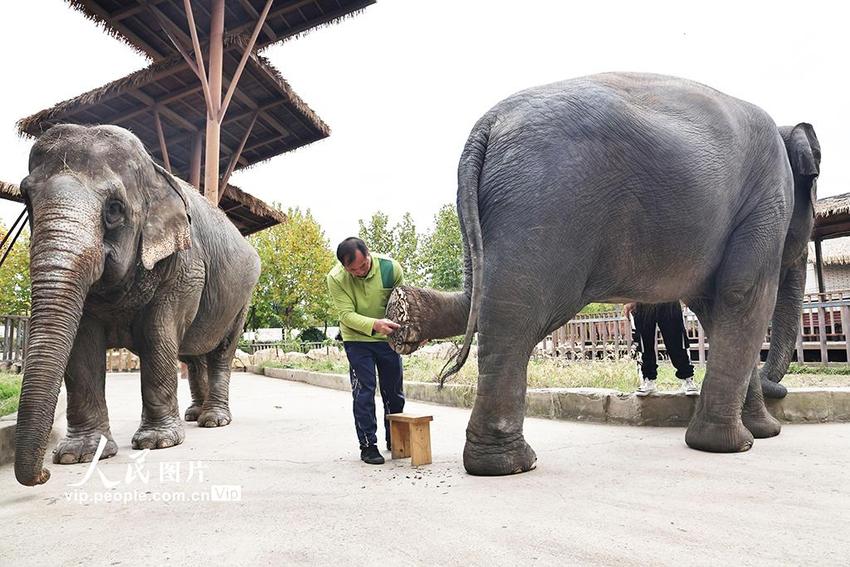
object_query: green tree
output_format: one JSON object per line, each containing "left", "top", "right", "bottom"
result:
{"left": 357, "top": 211, "right": 393, "bottom": 255}
{"left": 391, "top": 212, "right": 424, "bottom": 286}
{"left": 420, "top": 204, "right": 463, "bottom": 291}
{"left": 0, "top": 227, "right": 31, "bottom": 316}
{"left": 248, "top": 208, "right": 335, "bottom": 334}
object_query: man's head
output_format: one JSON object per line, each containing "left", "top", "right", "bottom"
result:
{"left": 337, "top": 237, "right": 371, "bottom": 278}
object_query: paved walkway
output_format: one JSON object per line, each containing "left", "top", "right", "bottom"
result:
{"left": 2, "top": 372, "right": 849, "bottom": 566}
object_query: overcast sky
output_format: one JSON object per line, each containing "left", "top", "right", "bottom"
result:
{"left": 1, "top": 0, "right": 847, "bottom": 247}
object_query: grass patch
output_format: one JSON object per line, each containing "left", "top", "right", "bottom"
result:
{"left": 0, "top": 373, "right": 22, "bottom": 417}
{"left": 787, "top": 363, "right": 850, "bottom": 376}
{"left": 264, "top": 355, "right": 850, "bottom": 391}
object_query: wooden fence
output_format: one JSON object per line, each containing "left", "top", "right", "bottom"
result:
{"left": 543, "top": 290, "right": 850, "bottom": 365}
{"left": 0, "top": 315, "right": 28, "bottom": 370}
{"left": 6, "top": 290, "right": 850, "bottom": 371}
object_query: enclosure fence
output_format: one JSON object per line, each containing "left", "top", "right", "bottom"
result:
{"left": 3, "top": 290, "right": 850, "bottom": 372}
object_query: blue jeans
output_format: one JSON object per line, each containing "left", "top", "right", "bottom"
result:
{"left": 344, "top": 341, "right": 405, "bottom": 448}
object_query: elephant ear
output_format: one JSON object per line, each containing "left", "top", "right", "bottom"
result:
{"left": 779, "top": 122, "right": 821, "bottom": 209}
{"left": 141, "top": 163, "right": 192, "bottom": 270}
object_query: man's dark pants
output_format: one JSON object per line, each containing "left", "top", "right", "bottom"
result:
{"left": 343, "top": 341, "right": 405, "bottom": 448}
{"left": 633, "top": 302, "right": 694, "bottom": 380}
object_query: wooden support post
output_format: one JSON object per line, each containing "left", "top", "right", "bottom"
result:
{"left": 841, "top": 305, "right": 850, "bottom": 363}
{"left": 814, "top": 238, "right": 825, "bottom": 295}
{"left": 190, "top": 129, "right": 203, "bottom": 189}
{"left": 203, "top": 0, "right": 225, "bottom": 205}
{"left": 219, "top": 112, "right": 259, "bottom": 198}
{"left": 817, "top": 305, "right": 829, "bottom": 365}
{"left": 182, "top": 0, "right": 213, "bottom": 116}
{"left": 796, "top": 311, "right": 805, "bottom": 363}
{"left": 153, "top": 107, "right": 171, "bottom": 172}
{"left": 697, "top": 321, "right": 706, "bottom": 365}
{"left": 219, "top": 0, "right": 274, "bottom": 121}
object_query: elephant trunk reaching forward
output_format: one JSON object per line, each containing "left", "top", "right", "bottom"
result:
{"left": 387, "top": 73, "right": 820, "bottom": 476}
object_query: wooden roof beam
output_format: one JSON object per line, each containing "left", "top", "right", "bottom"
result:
{"left": 128, "top": 90, "right": 198, "bottom": 132}
{"left": 76, "top": 0, "right": 164, "bottom": 57}
{"left": 239, "top": 0, "right": 277, "bottom": 42}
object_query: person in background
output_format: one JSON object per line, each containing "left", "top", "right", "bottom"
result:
{"left": 625, "top": 302, "right": 698, "bottom": 396}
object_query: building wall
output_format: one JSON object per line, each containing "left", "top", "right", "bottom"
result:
{"left": 805, "top": 262, "right": 850, "bottom": 294}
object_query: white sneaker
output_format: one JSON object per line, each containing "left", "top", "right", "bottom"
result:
{"left": 635, "top": 378, "right": 657, "bottom": 397}
{"left": 681, "top": 377, "right": 699, "bottom": 396}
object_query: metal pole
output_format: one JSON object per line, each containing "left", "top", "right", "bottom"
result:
{"left": 0, "top": 213, "right": 27, "bottom": 270}
{"left": 204, "top": 0, "right": 225, "bottom": 205}
{"left": 0, "top": 208, "right": 26, "bottom": 252}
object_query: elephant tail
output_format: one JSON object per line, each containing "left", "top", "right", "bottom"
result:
{"left": 439, "top": 114, "right": 494, "bottom": 385}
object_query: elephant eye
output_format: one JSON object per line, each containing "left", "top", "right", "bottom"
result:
{"left": 104, "top": 200, "right": 125, "bottom": 229}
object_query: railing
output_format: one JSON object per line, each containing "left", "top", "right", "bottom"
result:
{"left": 7, "top": 290, "right": 850, "bottom": 373}
{"left": 0, "top": 315, "right": 28, "bottom": 370}
{"left": 543, "top": 290, "right": 850, "bottom": 365}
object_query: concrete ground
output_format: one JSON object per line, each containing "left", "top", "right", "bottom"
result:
{"left": 1, "top": 372, "right": 849, "bottom": 566}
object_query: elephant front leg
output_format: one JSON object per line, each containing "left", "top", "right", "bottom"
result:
{"left": 464, "top": 335, "right": 537, "bottom": 476}
{"left": 53, "top": 316, "right": 118, "bottom": 464}
{"left": 386, "top": 286, "right": 470, "bottom": 354}
{"left": 742, "top": 367, "right": 782, "bottom": 439}
{"left": 133, "top": 335, "right": 185, "bottom": 450}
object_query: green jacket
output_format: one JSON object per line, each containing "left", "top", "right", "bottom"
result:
{"left": 326, "top": 253, "right": 404, "bottom": 342}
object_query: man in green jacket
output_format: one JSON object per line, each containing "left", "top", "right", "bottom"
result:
{"left": 327, "top": 237, "right": 404, "bottom": 465}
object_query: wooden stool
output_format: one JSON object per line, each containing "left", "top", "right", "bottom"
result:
{"left": 387, "top": 413, "right": 433, "bottom": 466}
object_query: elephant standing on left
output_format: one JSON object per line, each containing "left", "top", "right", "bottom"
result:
{"left": 14, "top": 124, "right": 261, "bottom": 486}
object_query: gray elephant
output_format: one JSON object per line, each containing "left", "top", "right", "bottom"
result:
{"left": 387, "top": 73, "right": 820, "bottom": 476}
{"left": 14, "top": 124, "right": 261, "bottom": 486}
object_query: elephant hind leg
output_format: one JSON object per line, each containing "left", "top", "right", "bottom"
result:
{"left": 197, "top": 307, "right": 249, "bottom": 428}
{"left": 179, "top": 355, "right": 208, "bottom": 422}
{"left": 464, "top": 279, "right": 585, "bottom": 476}
{"left": 742, "top": 367, "right": 781, "bottom": 438}
{"left": 685, "top": 221, "right": 782, "bottom": 453}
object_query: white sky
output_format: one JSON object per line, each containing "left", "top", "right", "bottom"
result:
{"left": 1, "top": 0, "right": 847, "bottom": 247}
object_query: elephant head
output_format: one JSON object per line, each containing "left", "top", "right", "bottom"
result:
{"left": 14, "top": 124, "right": 191, "bottom": 486}
{"left": 759, "top": 123, "right": 821, "bottom": 398}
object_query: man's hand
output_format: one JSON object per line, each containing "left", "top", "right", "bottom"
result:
{"left": 623, "top": 302, "right": 636, "bottom": 318}
{"left": 373, "top": 318, "right": 401, "bottom": 335}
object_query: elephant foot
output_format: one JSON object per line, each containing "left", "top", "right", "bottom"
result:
{"left": 386, "top": 286, "right": 469, "bottom": 355}
{"left": 184, "top": 403, "right": 203, "bottom": 422}
{"left": 386, "top": 286, "right": 428, "bottom": 354}
{"left": 463, "top": 434, "right": 537, "bottom": 476}
{"left": 760, "top": 377, "right": 788, "bottom": 399}
{"left": 53, "top": 432, "right": 118, "bottom": 464}
{"left": 685, "top": 415, "right": 754, "bottom": 453}
{"left": 132, "top": 417, "right": 185, "bottom": 449}
{"left": 197, "top": 405, "right": 232, "bottom": 428}
{"left": 742, "top": 411, "right": 782, "bottom": 439}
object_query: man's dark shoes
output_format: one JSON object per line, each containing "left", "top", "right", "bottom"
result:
{"left": 360, "top": 445, "right": 385, "bottom": 465}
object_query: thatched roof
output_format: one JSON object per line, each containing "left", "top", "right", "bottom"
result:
{"left": 221, "top": 183, "right": 287, "bottom": 235}
{"left": 0, "top": 181, "right": 24, "bottom": 203}
{"left": 810, "top": 237, "right": 850, "bottom": 267}
{"left": 17, "top": 35, "right": 329, "bottom": 183}
{"left": 66, "top": 0, "right": 375, "bottom": 59}
{"left": 814, "top": 193, "right": 850, "bottom": 240}
{"left": 815, "top": 192, "right": 850, "bottom": 219}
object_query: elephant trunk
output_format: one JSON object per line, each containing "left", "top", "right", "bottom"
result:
{"left": 14, "top": 204, "right": 102, "bottom": 486}
{"left": 759, "top": 257, "right": 807, "bottom": 399}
